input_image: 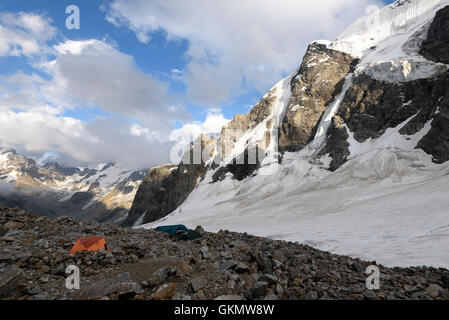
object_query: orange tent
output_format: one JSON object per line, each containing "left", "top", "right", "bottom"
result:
{"left": 69, "top": 236, "right": 108, "bottom": 255}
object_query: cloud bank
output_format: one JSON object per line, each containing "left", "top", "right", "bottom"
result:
{"left": 0, "top": 12, "right": 192, "bottom": 169}
{"left": 0, "top": 1, "right": 384, "bottom": 170}
{"left": 106, "top": 0, "right": 383, "bottom": 106}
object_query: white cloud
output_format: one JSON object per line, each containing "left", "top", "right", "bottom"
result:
{"left": 168, "top": 112, "right": 230, "bottom": 164}
{"left": 0, "top": 12, "right": 56, "bottom": 57}
{"left": 0, "top": 38, "right": 193, "bottom": 169}
{"left": 170, "top": 112, "right": 230, "bottom": 143}
{"left": 0, "top": 107, "right": 173, "bottom": 169}
{"left": 44, "top": 39, "right": 190, "bottom": 128}
{"left": 106, "top": 0, "right": 383, "bottom": 106}
{"left": 0, "top": 72, "right": 47, "bottom": 111}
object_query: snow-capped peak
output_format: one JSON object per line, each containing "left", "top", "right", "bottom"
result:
{"left": 137, "top": 0, "right": 449, "bottom": 269}
{"left": 328, "top": 0, "right": 449, "bottom": 83}
{"left": 331, "top": 0, "right": 446, "bottom": 58}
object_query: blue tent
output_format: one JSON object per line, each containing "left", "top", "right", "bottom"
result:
{"left": 156, "top": 225, "right": 188, "bottom": 236}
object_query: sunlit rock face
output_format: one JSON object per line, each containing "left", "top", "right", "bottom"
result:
{"left": 279, "top": 42, "right": 358, "bottom": 152}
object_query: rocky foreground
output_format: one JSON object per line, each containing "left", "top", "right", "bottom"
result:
{"left": 1, "top": 207, "right": 449, "bottom": 300}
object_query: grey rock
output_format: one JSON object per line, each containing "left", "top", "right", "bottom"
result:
{"left": 230, "top": 240, "right": 247, "bottom": 248}
{"left": 364, "top": 290, "right": 380, "bottom": 300}
{"left": 122, "top": 137, "right": 216, "bottom": 227}
{"left": 195, "top": 226, "right": 205, "bottom": 234}
{"left": 251, "top": 281, "right": 268, "bottom": 299}
{"left": 426, "top": 284, "right": 447, "bottom": 298}
{"left": 200, "top": 246, "right": 211, "bottom": 259}
{"left": 258, "top": 274, "right": 279, "bottom": 286}
{"left": 220, "top": 260, "right": 238, "bottom": 271}
{"left": 50, "top": 264, "right": 65, "bottom": 276}
{"left": 272, "top": 259, "right": 283, "bottom": 269}
{"left": 234, "top": 262, "right": 249, "bottom": 274}
{"left": 255, "top": 251, "right": 273, "bottom": 273}
{"left": 215, "top": 295, "right": 244, "bottom": 300}
{"left": 0, "top": 266, "right": 23, "bottom": 299}
{"left": 190, "top": 276, "right": 208, "bottom": 292}
{"left": 28, "top": 287, "right": 41, "bottom": 295}
{"left": 442, "top": 272, "right": 449, "bottom": 289}
{"left": 33, "top": 292, "right": 50, "bottom": 300}
{"left": 350, "top": 261, "right": 365, "bottom": 273}
{"left": 0, "top": 225, "right": 8, "bottom": 237}
{"left": 151, "top": 266, "right": 173, "bottom": 285}
{"left": 73, "top": 272, "right": 132, "bottom": 300}
{"left": 221, "top": 251, "right": 233, "bottom": 259}
{"left": 305, "top": 290, "right": 318, "bottom": 300}
{"left": 275, "top": 283, "right": 284, "bottom": 295}
{"left": 117, "top": 282, "right": 141, "bottom": 300}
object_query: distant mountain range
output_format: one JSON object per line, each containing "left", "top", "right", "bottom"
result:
{"left": 0, "top": 148, "right": 146, "bottom": 224}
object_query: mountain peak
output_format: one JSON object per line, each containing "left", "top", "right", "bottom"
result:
{"left": 0, "top": 148, "right": 17, "bottom": 155}
{"left": 129, "top": 0, "right": 449, "bottom": 268}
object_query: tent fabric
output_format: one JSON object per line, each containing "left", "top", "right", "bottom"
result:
{"left": 156, "top": 225, "right": 188, "bottom": 236}
{"left": 70, "top": 236, "right": 107, "bottom": 255}
{"left": 155, "top": 225, "right": 202, "bottom": 241}
{"left": 173, "top": 230, "right": 202, "bottom": 242}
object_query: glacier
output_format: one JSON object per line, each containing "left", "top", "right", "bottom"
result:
{"left": 140, "top": 0, "right": 449, "bottom": 269}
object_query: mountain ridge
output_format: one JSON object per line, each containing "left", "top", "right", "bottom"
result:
{"left": 0, "top": 148, "right": 146, "bottom": 223}
{"left": 128, "top": 0, "right": 449, "bottom": 268}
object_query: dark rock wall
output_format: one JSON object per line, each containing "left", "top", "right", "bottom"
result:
{"left": 123, "top": 136, "right": 216, "bottom": 227}
{"left": 420, "top": 6, "right": 449, "bottom": 64}
{"left": 322, "top": 73, "right": 449, "bottom": 169}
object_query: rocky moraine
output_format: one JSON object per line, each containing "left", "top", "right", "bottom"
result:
{"left": 1, "top": 207, "right": 449, "bottom": 300}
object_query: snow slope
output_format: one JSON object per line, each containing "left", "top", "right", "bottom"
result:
{"left": 222, "top": 73, "right": 293, "bottom": 171}
{"left": 143, "top": 118, "right": 449, "bottom": 268}
{"left": 140, "top": 0, "right": 449, "bottom": 268}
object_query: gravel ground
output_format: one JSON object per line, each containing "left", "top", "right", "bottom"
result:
{"left": 1, "top": 207, "right": 449, "bottom": 300}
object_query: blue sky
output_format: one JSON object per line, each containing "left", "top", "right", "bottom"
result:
{"left": 0, "top": 0, "right": 394, "bottom": 169}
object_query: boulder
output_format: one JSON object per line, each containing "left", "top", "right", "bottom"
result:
{"left": 0, "top": 267, "right": 23, "bottom": 299}
{"left": 73, "top": 273, "right": 132, "bottom": 300}
{"left": 152, "top": 283, "right": 178, "bottom": 300}
{"left": 190, "top": 276, "right": 208, "bottom": 292}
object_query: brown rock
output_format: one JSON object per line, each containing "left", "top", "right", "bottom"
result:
{"left": 151, "top": 283, "right": 178, "bottom": 300}
{"left": 176, "top": 260, "right": 193, "bottom": 277}
{"left": 4, "top": 221, "right": 24, "bottom": 230}
{"left": 279, "top": 42, "right": 358, "bottom": 152}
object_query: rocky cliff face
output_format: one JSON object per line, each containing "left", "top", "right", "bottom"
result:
{"left": 279, "top": 42, "right": 358, "bottom": 152}
{"left": 321, "top": 4, "right": 449, "bottom": 170}
{"left": 130, "top": 0, "right": 449, "bottom": 267}
{"left": 420, "top": 5, "right": 449, "bottom": 63}
{"left": 123, "top": 135, "right": 216, "bottom": 227}
{"left": 0, "top": 149, "right": 145, "bottom": 223}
